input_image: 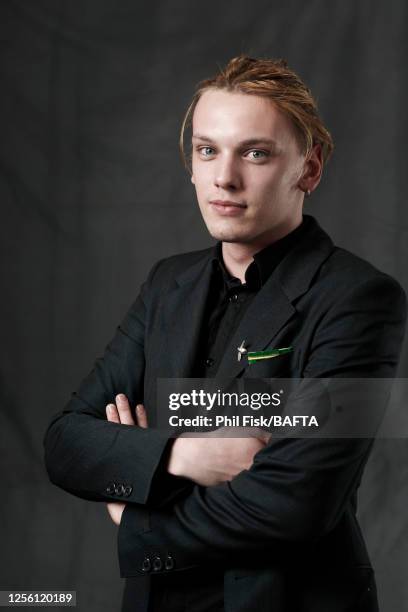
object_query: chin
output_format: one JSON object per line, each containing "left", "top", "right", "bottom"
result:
{"left": 203, "top": 217, "right": 258, "bottom": 244}
{"left": 207, "top": 228, "right": 254, "bottom": 244}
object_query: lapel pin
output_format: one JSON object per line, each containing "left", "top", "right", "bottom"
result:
{"left": 237, "top": 340, "right": 248, "bottom": 362}
{"left": 247, "top": 346, "right": 293, "bottom": 364}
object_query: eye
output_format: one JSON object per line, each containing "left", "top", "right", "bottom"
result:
{"left": 246, "top": 150, "right": 268, "bottom": 161}
{"left": 197, "top": 146, "right": 215, "bottom": 157}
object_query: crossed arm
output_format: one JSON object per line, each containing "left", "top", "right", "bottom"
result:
{"left": 105, "top": 394, "right": 269, "bottom": 525}
{"left": 113, "top": 276, "right": 406, "bottom": 576}
{"left": 44, "top": 265, "right": 407, "bottom": 575}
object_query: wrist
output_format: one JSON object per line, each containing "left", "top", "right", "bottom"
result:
{"left": 167, "top": 436, "right": 189, "bottom": 478}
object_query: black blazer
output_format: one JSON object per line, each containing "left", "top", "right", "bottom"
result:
{"left": 44, "top": 216, "right": 407, "bottom": 612}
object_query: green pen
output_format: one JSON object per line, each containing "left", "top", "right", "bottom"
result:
{"left": 247, "top": 346, "right": 293, "bottom": 364}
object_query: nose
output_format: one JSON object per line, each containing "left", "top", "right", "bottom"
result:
{"left": 214, "top": 154, "right": 242, "bottom": 191}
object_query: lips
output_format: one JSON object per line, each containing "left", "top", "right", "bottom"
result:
{"left": 209, "top": 199, "right": 247, "bottom": 216}
{"left": 209, "top": 200, "right": 246, "bottom": 208}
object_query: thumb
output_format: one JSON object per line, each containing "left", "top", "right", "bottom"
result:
{"left": 258, "top": 431, "right": 272, "bottom": 445}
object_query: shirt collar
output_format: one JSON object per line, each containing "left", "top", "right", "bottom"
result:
{"left": 212, "top": 215, "right": 312, "bottom": 289}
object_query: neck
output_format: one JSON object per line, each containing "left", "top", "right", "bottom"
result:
{"left": 221, "top": 216, "right": 303, "bottom": 283}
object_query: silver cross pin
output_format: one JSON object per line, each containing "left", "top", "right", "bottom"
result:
{"left": 237, "top": 340, "right": 247, "bottom": 362}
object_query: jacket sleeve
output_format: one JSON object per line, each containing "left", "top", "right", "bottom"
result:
{"left": 118, "top": 274, "right": 407, "bottom": 576}
{"left": 43, "top": 260, "right": 187, "bottom": 506}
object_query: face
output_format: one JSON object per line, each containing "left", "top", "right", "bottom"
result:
{"left": 190, "top": 89, "right": 319, "bottom": 247}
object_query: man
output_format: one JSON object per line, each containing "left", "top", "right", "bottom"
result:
{"left": 44, "top": 56, "right": 407, "bottom": 611}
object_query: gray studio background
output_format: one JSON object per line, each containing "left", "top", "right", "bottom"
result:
{"left": 1, "top": 1, "right": 407, "bottom": 610}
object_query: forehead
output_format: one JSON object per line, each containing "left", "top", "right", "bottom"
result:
{"left": 192, "top": 89, "right": 297, "bottom": 146}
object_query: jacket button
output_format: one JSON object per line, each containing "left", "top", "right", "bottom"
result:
{"left": 123, "top": 485, "right": 133, "bottom": 497}
{"left": 115, "top": 484, "right": 124, "bottom": 496}
{"left": 106, "top": 482, "right": 116, "bottom": 495}
{"left": 152, "top": 556, "right": 163, "bottom": 572}
{"left": 141, "top": 557, "right": 151, "bottom": 573}
{"left": 165, "top": 554, "right": 175, "bottom": 570}
{"left": 205, "top": 358, "right": 214, "bottom": 367}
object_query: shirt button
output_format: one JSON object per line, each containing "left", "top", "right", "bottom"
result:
{"left": 229, "top": 294, "right": 238, "bottom": 302}
{"left": 205, "top": 358, "right": 214, "bottom": 367}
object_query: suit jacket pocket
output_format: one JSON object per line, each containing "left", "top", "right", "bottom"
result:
{"left": 244, "top": 350, "right": 299, "bottom": 379}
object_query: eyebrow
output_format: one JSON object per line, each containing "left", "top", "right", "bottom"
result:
{"left": 192, "top": 134, "right": 279, "bottom": 148}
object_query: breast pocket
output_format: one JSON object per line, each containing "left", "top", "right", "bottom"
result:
{"left": 245, "top": 349, "right": 299, "bottom": 378}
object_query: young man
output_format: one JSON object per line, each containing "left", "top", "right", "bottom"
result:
{"left": 44, "top": 56, "right": 407, "bottom": 612}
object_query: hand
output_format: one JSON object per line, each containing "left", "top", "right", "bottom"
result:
{"left": 106, "top": 393, "right": 148, "bottom": 428}
{"left": 105, "top": 394, "right": 148, "bottom": 525}
{"left": 167, "top": 426, "right": 271, "bottom": 487}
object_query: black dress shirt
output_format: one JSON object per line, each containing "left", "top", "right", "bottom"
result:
{"left": 195, "top": 216, "right": 311, "bottom": 377}
{"left": 149, "top": 217, "right": 310, "bottom": 611}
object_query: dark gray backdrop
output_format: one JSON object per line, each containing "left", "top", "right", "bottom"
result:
{"left": 1, "top": 1, "right": 407, "bottom": 610}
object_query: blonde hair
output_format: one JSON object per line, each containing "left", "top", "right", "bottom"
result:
{"left": 179, "top": 55, "right": 334, "bottom": 171}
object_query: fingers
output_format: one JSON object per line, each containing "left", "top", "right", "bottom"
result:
{"left": 105, "top": 394, "right": 135, "bottom": 426}
{"left": 105, "top": 395, "right": 147, "bottom": 428}
{"left": 136, "top": 404, "right": 148, "bottom": 428}
{"left": 106, "top": 404, "right": 120, "bottom": 423}
{"left": 106, "top": 502, "right": 126, "bottom": 526}
{"left": 114, "top": 394, "right": 136, "bottom": 425}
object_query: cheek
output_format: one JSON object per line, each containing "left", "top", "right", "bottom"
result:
{"left": 248, "top": 168, "right": 282, "bottom": 199}
{"left": 192, "top": 166, "right": 212, "bottom": 193}
{"left": 257, "top": 163, "right": 298, "bottom": 195}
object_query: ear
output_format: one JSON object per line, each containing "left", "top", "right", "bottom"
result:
{"left": 191, "top": 173, "right": 195, "bottom": 185}
{"left": 298, "top": 143, "right": 323, "bottom": 195}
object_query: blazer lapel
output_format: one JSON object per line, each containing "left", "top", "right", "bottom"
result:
{"left": 160, "top": 252, "right": 214, "bottom": 377}
{"left": 156, "top": 216, "right": 334, "bottom": 380}
{"left": 215, "top": 217, "right": 334, "bottom": 378}
{"left": 215, "top": 279, "right": 295, "bottom": 378}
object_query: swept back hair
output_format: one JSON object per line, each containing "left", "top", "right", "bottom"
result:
{"left": 179, "top": 55, "right": 334, "bottom": 171}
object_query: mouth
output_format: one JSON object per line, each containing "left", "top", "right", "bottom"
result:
{"left": 209, "top": 200, "right": 247, "bottom": 216}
